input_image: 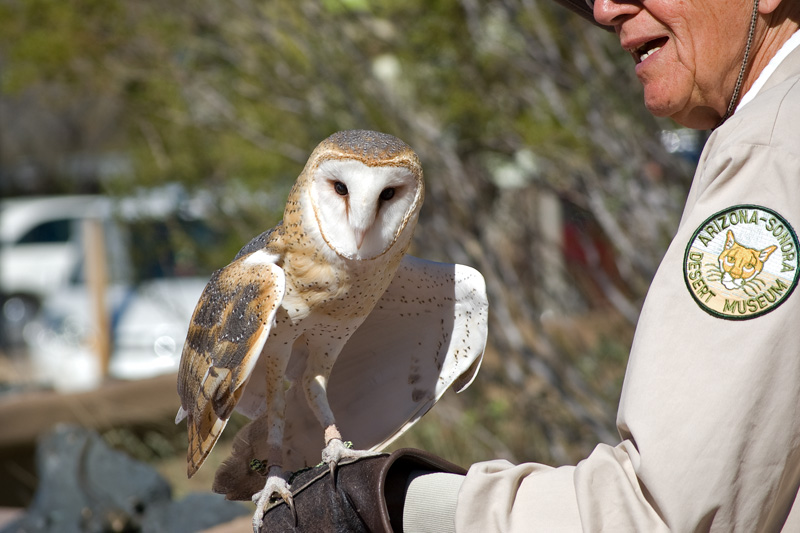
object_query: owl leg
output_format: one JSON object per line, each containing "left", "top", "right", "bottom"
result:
{"left": 251, "top": 350, "right": 295, "bottom": 532}
{"left": 302, "top": 346, "right": 380, "bottom": 477}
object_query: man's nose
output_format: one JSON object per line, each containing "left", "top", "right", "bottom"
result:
{"left": 593, "top": 0, "right": 639, "bottom": 28}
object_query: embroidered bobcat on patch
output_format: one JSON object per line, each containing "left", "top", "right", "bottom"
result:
{"left": 712, "top": 230, "right": 776, "bottom": 294}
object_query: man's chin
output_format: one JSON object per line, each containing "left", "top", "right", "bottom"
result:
{"left": 642, "top": 91, "right": 677, "bottom": 119}
{"left": 643, "top": 93, "right": 721, "bottom": 129}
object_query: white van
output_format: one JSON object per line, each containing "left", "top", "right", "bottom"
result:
{"left": 0, "top": 196, "right": 121, "bottom": 346}
{"left": 1, "top": 190, "right": 216, "bottom": 388}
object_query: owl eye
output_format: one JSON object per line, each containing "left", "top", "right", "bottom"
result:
{"left": 333, "top": 181, "right": 348, "bottom": 196}
{"left": 380, "top": 188, "right": 395, "bottom": 201}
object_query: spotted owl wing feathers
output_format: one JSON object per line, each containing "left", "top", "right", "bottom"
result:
{"left": 176, "top": 248, "right": 285, "bottom": 477}
{"left": 270, "top": 254, "right": 488, "bottom": 467}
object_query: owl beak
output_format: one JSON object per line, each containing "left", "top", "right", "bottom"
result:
{"left": 354, "top": 228, "right": 367, "bottom": 249}
{"left": 350, "top": 201, "right": 377, "bottom": 250}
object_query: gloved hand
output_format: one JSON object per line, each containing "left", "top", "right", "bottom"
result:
{"left": 257, "top": 448, "right": 466, "bottom": 533}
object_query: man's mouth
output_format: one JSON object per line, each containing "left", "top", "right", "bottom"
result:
{"left": 633, "top": 37, "right": 668, "bottom": 63}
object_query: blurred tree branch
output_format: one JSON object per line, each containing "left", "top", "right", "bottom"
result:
{"left": 0, "top": 0, "right": 696, "bottom": 465}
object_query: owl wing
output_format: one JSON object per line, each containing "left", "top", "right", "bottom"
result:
{"left": 277, "top": 254, "right": 488, "bottom": 466}
{"left": 176, "top": 249, "right": 285, "bottom": 477}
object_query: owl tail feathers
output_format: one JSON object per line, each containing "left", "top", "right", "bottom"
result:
{"left": 186, "top": 406, "right": 229, "bottom": 478}
{"left": 213, "top": 417, "right": 271, "bottom": 501}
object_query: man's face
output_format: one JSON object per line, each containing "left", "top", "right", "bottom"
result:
{"left": 593, "top": 0, "right": 753, "bottom": 129}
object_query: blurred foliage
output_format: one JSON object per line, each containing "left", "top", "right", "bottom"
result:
{"left": 1, "top": 0, "right": 697, "bottom": 472}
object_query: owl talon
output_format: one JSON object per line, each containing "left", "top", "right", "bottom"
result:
{"left": 322, "top": 438, "right": 380, "bottom": 479}
{"left": 251, "top": 470, "right": 293, "bottom": 532}
{"left": 288, "top": 496, "right": 298, "bottom": 527}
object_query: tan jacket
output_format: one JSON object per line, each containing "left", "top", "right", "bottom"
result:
{"left": 456, "top": 46, "right": 800, "bottom": 532}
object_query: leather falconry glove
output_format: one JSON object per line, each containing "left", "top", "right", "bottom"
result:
{"left": 245, "top": 448, "right": 466, "bottom": 533}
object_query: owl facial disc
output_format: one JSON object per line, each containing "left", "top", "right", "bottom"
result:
{"left": 310, "top": 159, "right": 420, "bottom": 260}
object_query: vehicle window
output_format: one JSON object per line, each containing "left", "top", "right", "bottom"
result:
{"left": 17, "top": 219, "right": 72, "bottom": 244}
{"left": 126, "top": 218, "right": 223, "bottom": 280}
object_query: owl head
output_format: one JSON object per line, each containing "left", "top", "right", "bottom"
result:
{"left": 296, "top": 130, "right": 424, "bottom": 261}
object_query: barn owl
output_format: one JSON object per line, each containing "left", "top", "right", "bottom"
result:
{"left": 175, "top": 130, "right": 488, "bottom": 531}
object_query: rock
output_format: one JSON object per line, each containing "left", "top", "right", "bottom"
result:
{"left": 140, "top": 493, "right": 249, "bottom": 533}
{"left": 1, "top": 425, "right": 248, "bottom": 533}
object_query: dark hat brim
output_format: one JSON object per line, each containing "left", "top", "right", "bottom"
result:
{"left": 551, "top": 0, "right": 614, "bottom": 32}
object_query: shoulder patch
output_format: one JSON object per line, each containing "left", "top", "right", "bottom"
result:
{"left": 683, "top": 205, "right": 799, "bottom": 319}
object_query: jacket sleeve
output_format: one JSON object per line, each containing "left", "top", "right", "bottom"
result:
{"left": 456, "top": 134, "right": 800, "bottom": 532}
{"left": 456, "top": 441, "right": 666, "bottom": 532}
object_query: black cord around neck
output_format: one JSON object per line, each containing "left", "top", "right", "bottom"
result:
{"left": 715, "top": 0, "right": 761, "bottom": 128}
